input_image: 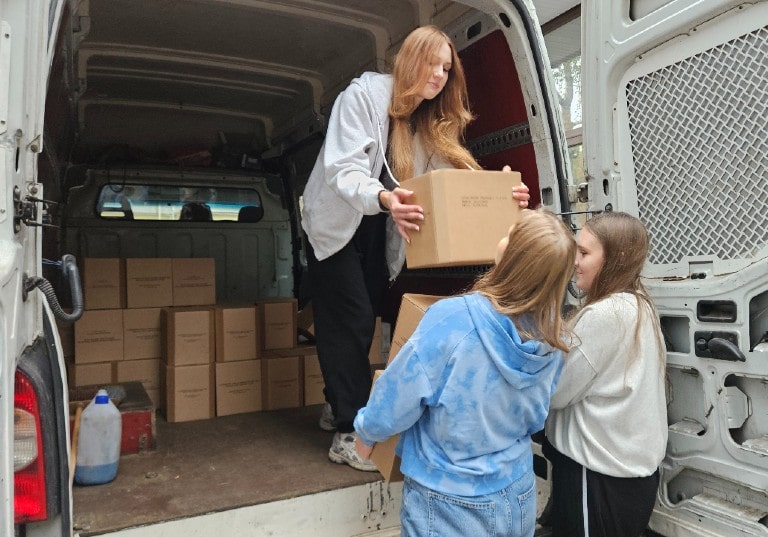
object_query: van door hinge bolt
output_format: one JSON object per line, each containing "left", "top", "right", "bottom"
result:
{"left": 27, "top": 134, "right": 41, "bottom": 153}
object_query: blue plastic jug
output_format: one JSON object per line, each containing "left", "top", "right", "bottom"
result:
{"left": 74, "top": 389, "right": 122, "bottom": 485}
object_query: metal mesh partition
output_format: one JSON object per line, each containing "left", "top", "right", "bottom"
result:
{"left": 625, "top": 26, "right": 768, "bottom": 266}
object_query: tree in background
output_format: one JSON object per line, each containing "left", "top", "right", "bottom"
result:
{"left": 552, "top": 56, "right": 582, "bottom": 131}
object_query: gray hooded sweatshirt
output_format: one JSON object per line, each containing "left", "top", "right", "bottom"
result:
{"left": 301, "top": 71, "right": 450, "bottom": 280}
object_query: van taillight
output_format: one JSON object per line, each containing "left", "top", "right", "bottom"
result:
{"left": 14, "top": 371, "right": 48, "bottom": 524}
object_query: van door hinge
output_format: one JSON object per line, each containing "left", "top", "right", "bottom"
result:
{"left": 566, "top": 183, "right": 589, "bottom": 204}
{"left": 13, "top": 186, "right": 59, "bottom": 232}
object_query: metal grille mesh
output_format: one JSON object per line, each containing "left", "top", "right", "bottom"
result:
{"left": 626, "top": 26, "right": 768, "bottom": 266}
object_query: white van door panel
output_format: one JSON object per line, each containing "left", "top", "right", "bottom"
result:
{"left": 583, "top": 2, "right": 768, "bottom": 536}
{"left": 1, "top": 0, "right": 70, "bottom": 535}
{"left": 0, "top": 20, "right": 9, "bottom": 138}
{"left": 582, "top": 0, "right": 768, "bottom": 277}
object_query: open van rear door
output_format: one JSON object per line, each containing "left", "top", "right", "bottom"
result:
{"left": 1, "top": 1, "right": 74, "bottom": 535}
{"left": 582, "top": 1, "right": 768, "bottom": 535}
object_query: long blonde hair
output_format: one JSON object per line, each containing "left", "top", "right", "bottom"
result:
{"left": 580, "top": 212, "right": 665, "bottom": 365}
{"left": 389, "top": 25, "right": 481, "bottom": 181}
{"left": 472, "top": 209, "right": 576, "bottom": 352}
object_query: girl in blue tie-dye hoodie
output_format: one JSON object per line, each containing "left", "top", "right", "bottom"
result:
{"left": 354, "top": 209, "right": 576, "bottom": 537}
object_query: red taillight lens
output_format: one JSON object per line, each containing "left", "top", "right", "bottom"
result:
{"left": 14, "top": 371, "right": 48, "bottom": 524}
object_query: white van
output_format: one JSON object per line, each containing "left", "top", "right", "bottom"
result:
{"left": 2, "top": 0, "right": 766, "bottom": 536}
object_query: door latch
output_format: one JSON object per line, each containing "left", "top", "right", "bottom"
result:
{"left": 694, "top": 331, "right": 745, "bottom": 361}
{"left": 13, "top": 186, "right": 58, "bottom": 232}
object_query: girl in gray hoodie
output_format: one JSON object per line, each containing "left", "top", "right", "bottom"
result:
{"left": 301, "top": 25, "right": 529, "bottom": 470}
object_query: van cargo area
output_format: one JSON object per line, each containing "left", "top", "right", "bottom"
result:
{"left": 28, "top": 0, "right": 574, "bottom": 534}
{"left": 70, "top": 401, "right": 555, "bottom": 536}
{"left": 70, "top": 405, "right": 552, "bottom": 535}
{"left": 71, "top": 406, "right": 394, "bottom": 536}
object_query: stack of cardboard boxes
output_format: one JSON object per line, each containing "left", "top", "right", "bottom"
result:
{"left": 214, "top": 306, "right": 261, "bottom": 417}
{"left": 63, "top": 257, "right": 322, "bottom": 424}
{"left": 65, "top": 257, "right": 215, "bottom": 413}
{"left": 162, "top": 306, "right": 216, "bottom": 422}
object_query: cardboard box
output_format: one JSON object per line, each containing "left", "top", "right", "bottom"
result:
{"left": 162, "top": 308, "right": 214, "bottom": 366}
{"left": 401, "top": 169, "right": 522, "bottom": 268}
{"left": 126, "top": 258, "right": 173, "bottom": 309}
{"left": 369, "top": 296, "right": 442, "bottom": 481}
{"left": 303, "top": 353, "right": 324, "bottom": 406}
{"left": 262, "top": 356, "right": 300, "bottom": 410}
{"left": 82, "top": 258, "right": 126, "bottom": 310}
{"left": 74, "top": 309, "right": 124, "bottom": 363}
{"left": 67, "top": 361, "right": 114, "bottom": 387}
{"left": 116, "top": 358, "right": 161, "bottom": 393}
{"left": 389, "top": 294, "right": 443, "bottom": 363}
{"left": 369, "top": 370, "right": 404, "bottom": 482}
{"left": 123, "top": 308, "right": 162, "bottom": 359}
{"left": 369, "top": 316, "right": 382, "bottom": 365}
{"left": 371, "top": 433, "right": 404, "bottom": 482}
{"left": 297, "top": 303, "right": 314, "bottom": 334}
{"left": 215, "top": 360, "right": 262, "bottom": 416}
{"left": 262, "top": 343, "right": 318, "bottom": 358}
{"left": 297, "top": 304, "right": 315, "bottom": 344}
{"left": 163, "top": 363, "right": 214, "bottom": 423}
{"left": 215, "top": 306, "right": 259, "bottom": 362}
{"left": 260, "top": 298, "right": 297, "bottom": 350}
{"left": 172, "top": 258, "right": 216, "bottom": 306}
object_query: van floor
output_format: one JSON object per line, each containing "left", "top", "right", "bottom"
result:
{"left": 72, "top": 404, "right": 382, "bottom": 536}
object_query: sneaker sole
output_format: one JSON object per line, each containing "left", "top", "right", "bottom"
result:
{"left": 328, "top": 450, "right": 379, "bottom": 472}
{"left": 318, "top": 421, "right": 337, "bottom": 432}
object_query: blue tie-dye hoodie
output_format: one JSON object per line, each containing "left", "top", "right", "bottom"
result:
{"left": 354, "top": 293, "right": 564, "bottom": 496}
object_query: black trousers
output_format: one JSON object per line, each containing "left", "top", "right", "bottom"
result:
{"left": 542, "top": 437, "right": 660, "bottom": 537}
{"left": 306, "top": 214, "right": 389, "bottom": 432}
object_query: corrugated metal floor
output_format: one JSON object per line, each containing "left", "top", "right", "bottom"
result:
{"left": 72, "top": 404, "right": 382, "bottom": 536}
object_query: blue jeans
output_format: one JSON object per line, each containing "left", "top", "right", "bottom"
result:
{"left": 400, "top": 474, "right": 537, "bottom": 537}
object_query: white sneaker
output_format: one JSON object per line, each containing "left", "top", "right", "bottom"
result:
{"left": 328, "top": 432, "right": 378, "bottom": 472}
{"left": 318, "top": 402, "right": 336, "bottom": 432}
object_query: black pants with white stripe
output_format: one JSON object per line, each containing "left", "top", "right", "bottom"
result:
{"left": 542, "top": 437, "right": 659, "bottom": 537}
{"left": 306, "top": 213, "right": 389, "bottom": 433}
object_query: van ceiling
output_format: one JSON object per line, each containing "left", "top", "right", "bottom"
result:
{"left": 67, "top": 0, "right": 574, "bottom": 163}
{"left": 72, "top": 0, "right": 451, "bottom": 161}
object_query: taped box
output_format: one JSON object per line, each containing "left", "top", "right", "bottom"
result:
{"left": 388, "top": 294, "right": 443, "bottom": 363}
{"left": 401, "top": 169, "right": 522, "bottom": 268}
